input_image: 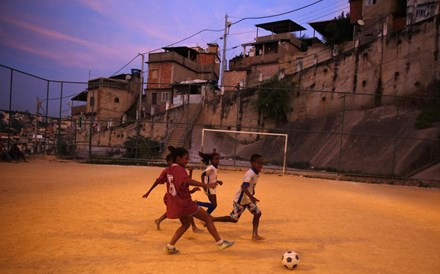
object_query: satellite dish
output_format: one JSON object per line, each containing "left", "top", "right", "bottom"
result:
{"left": 357, "top": 19, "right": 365, "bottom": 26}
{"left": 125, "top": 75, "right": 132, "bottom": 80}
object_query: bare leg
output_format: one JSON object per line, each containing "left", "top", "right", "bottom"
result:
{"left": 155, "top": 212, "right": 167, "bottom": 230}
{"left": 207, "top": 195, "right": 217, "bottom": 214}
{"left": 212, "top": 215, "right": 238, "bottom": 223}
{"left": 252, "top": 212, "right": 264, "bottom": 240}
{"left": 192, "top": 207, "right": 221, "bottom": 242}
{"left": 190, "top": 217, "right": 203, "bottom": 233}
{"left": 169, "top": 216, "right": 191, "bottom": 245}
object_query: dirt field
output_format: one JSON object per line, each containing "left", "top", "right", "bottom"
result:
{"left": 0, "top": 159, "right": 439, "bottom": 273}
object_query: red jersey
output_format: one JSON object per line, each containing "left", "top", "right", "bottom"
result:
{"left": 156, "top": 168, "right": 169, "bottom": 206}
{"left": 156, "top": 168, "right": 168, "bottom": 184}
{"left": 165, "top": 164, "right": 198, "bottom": 219}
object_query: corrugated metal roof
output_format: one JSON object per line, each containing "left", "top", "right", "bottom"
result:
{"left": 255, "top": 19, "right": 306, "bottom": 33}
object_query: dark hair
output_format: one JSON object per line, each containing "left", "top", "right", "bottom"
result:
{"left": 168, "top": 146, "right": 189, "bottom": 162}
{"left": 199, "top": 151, "right": 219, "bottom": 165}
{"left": 250, "top": 154, "right": 263, "bottom": 163}
{"left": 165, "top": 153, "right": 173, "bottom": 162}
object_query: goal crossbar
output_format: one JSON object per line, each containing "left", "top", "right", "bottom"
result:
{"left": 201, "top": 128, "right": 288, "bottom": 175}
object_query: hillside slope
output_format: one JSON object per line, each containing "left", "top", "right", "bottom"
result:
{"left": 191, "top": 106, "right": 439, "bottom": 179}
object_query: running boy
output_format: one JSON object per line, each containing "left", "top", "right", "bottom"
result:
{"left": 142, "top": 154, "right": 202, "bottom": 232}
{"left": 196, "top": 151, "right": 223, "bottom": 214}
{"left": 212, "top": 154, "right": 264, "bottom": 241}
{"left": 164, "top": 146, "right": 234, "bottom": 254}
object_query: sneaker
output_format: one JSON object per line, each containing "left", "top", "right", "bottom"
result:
{"left": 217, "top": 240, "right": 235, "bottom": 250}
{"left": 164, "top": 245, "right": 180, "bottom": 255}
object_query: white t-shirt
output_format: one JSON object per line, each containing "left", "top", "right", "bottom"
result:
{"left": 233, "top": 168, "right": 259, "bottom": 205}
{"left": 203, "top": 164, "right": 218, "bottom": 195}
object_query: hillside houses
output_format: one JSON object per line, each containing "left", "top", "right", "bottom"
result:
{"left": 69, "top": 0, "right": 440, "bottom": 154}
{"left": 145, "top": 44, "right": 220, "bottom": 115}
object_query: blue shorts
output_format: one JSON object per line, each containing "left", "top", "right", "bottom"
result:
{"left": 230, "top": 201, "right": 261, "bottom": 220}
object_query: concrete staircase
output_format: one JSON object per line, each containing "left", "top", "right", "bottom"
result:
{"left": 160, "top": 101, "right": 203, "bottom": 158}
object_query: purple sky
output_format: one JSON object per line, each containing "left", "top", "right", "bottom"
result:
{"left": 0, "top": 0, "right": 349, "bottom": 115}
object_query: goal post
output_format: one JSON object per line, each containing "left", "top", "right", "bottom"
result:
{"left": 201, "top": 128, "right": 288, "bottom": 175}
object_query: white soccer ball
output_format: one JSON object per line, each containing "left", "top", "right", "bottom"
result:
{"left": 281, "top": 250, "right": 300, "bottom": 270}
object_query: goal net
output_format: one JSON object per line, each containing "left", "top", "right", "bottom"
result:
{"left": 200, "top": 128, "right": 288, "bottom": 175}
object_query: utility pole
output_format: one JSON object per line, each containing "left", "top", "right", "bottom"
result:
{"left": 135, "top": 53, "right": 145, "bottom": 161}
{"left": 138, "top": 53, "right": 145, "bottom": 123}
{"left": 220, "top": 14, "right": 230, "bottom": 118}
{"left": 220, "top": 14, "right": 230, "bottom": 92}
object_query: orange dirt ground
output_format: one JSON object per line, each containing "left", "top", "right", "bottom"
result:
{"left": 0, "top": 159, "right": 439, "bottom": 273}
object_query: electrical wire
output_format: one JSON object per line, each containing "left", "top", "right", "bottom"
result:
{"left": 110, "top": 0, "right": 328, "bottom": 77}
{"left": 230, "top": 0, "right": 324, "bottom": 25}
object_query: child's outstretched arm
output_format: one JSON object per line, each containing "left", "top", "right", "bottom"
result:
{"left": 142, "top": 180, "right": 160, "bottom": 198}
{"left": 188, "top": 179, "right": 216, "bottom": 189}
{"left": 187, "top": 166, "right": 194, "bottom": 179}
{"left": 189, "top": 187, "right": 201, "bottom": 194}
{"left": 242, "top": 184, "right": 259, "bottom": 203}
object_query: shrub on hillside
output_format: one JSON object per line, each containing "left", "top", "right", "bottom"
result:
{"left": 123, "top": 136, "right": 160, "bottom": 159}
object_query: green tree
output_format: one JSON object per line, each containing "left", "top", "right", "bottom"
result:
{"left": 0, "top": 113, "right": 7, "bottom": 132}
{"left": 56, "top": 138, "right": 77, "bottom": 157}
{"left": 324, "top": 12, "right": 352, "bottom": 46}
{"left": 255, "top": 75, "right": 293, "bottom": 125}
{"left": 0, "top": 113, "right": 24, "bottom": 134}
{"left": 123, "top": 136, "right": 160, "bottom": 159}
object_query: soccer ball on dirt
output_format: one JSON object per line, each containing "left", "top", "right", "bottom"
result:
{"left": 281, "top": 250, "right": 300, "bottom": 270}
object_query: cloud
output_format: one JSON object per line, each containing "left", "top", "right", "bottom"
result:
{"left": 0, "top": 15, "right": 95, "bottom": 49}
{"left": 78, "top": 0, "right": 115, "bottom": 16}
{"left": 0, "top": 13, "right": 142, "bottom": 71}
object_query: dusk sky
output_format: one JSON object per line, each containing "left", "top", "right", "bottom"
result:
{"left": 0, "top": 0, "right": 349, "bottom": 116}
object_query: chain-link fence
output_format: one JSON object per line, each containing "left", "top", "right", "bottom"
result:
{"left": 1, "top": 64, "right": 439, "bottom": 183}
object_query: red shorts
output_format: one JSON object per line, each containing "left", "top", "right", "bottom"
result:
{"left": 166, "top": 196, "right": 199, "bottom": 219}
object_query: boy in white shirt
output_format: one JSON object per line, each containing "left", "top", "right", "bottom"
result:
{"left": 212, "top": 154, "right": 264, "bottom": 240}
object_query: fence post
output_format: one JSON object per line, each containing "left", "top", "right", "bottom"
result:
{"left": 234, "top": 132, "right": 237, "bottom": 168}
{"left": 392, "top": 98, "right": 400, "bottom": 177}
{"left": 57, "top": 82, "right": 63, "bottom": 156}
{"left": 88, "top": 88, "right": 94, "bottom": 161}
{"left": 44, "top": 81, "right": 49, "bottom": 153}
{"left": 338, "top": 94, "right": 346, "bottom": 175}
{"left": 7, "top": 69, "right": 13, "bottom": 150}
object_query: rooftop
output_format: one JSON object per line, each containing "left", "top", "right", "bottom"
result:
{"left": 255, "top": 19, "right": 306, "bottom": 34}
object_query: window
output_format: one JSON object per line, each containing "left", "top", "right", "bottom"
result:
{"left": 161, "top": 92, "right": 170, "bottom": 102}
{"left": 114, "top": 97, "right": 119, "bottom": 103}
{"left": 152, "top": 93, "right": 157, "bottom": 105}
{"left": 414, "top": 3, "right": 434, "bottom": 21}
{"left": 365, "top": 0, "right": 377, "bottom": 6}
{"left": 416, "top": 9, "right": 426, "bottom": 17}
{"left": 90, "top": 96, "right": 95, "bottom": 107}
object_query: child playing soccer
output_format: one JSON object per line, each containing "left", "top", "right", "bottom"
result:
{"left": 142, "top": 154, "right": 202, "bottom": 232}
{"left": 164, "top": 146, "right": 234, "bottom": 254}
{"left": 212, "top": 154, "right": 264, "bottom": 241}
{"left": 196, "top": 151, "right": 223, "bottom": 215}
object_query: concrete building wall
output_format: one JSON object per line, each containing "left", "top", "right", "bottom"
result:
{"left": 200, "top": 17, "right": 440, "bottom": 128}
{"left": 82, "top": 14, "right": 440, "bottom": 150}
{"left": 223, "top": 70, "right": 247, "bottom": 92}
{"left": 288, "top": 17, "right": 440, "bottom": 120}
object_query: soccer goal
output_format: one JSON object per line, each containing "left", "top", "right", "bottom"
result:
{"left": 201, "top": 128, "right": 288, "bottom": 175}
